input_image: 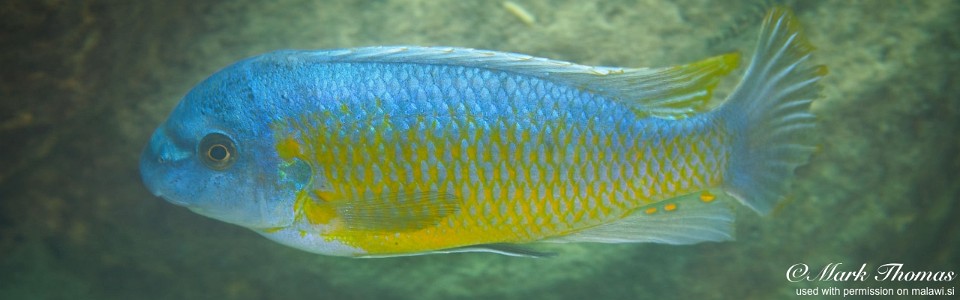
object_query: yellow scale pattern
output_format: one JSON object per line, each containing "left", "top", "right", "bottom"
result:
{"left": 276, "top": 106, "right": 729, "bottom": 255}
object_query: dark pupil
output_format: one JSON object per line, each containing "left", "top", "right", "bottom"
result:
{"left": 208, "top": 145, "right": 229, "bottom": 161}
{"left": 198, "top": 132, "right": 236, "bottom": 170}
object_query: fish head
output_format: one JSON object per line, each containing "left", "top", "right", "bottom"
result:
{"left": 140, "top": 57, "right": 309, "bottom": 230}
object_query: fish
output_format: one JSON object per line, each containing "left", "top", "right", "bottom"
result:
{"left": 140, "top": 6, "right": 824, "bottom": 258}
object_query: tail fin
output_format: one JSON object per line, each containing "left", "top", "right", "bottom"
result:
{"left": 720, "top": 7, "right": 826, "bottom": 214}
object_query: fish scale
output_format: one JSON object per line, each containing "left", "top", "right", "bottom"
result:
{"left": 270, "top": 61, "right": 730, "bottom": 253}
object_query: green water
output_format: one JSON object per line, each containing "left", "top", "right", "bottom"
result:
{"left": 1, "top": 0, "right": 957, "bottom": 299}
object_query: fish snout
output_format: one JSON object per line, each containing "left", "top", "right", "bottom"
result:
{"left": 139, "top": 127, "right": 191, "bottom": 204}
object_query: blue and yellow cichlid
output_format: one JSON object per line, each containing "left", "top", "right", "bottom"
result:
{"left": 141, "top": 7, "right": 824, "bottom": 257}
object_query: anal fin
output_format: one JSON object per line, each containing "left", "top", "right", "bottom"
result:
{"left": 547, "top": 190, "right": 735, "bottom": 245}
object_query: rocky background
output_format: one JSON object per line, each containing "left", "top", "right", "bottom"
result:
{"left": 1, "top": 0, "right": 957, "bottom": 299}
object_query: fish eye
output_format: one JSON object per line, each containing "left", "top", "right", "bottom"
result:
{"left": 198, "top": 132, "right": 237, "bottom": 170}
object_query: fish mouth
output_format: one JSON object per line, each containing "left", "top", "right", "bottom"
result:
{"left": 139, "top": 156, "right": 190, "bottom": 207}
{"left": 140, "top": 148, "right": 165, "bottom": 198}
{"left": 139, "top": 126, "right": 191, "bottom": 206}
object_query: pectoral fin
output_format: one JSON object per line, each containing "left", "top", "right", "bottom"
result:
{"left": 315, "top": 191, "right": 461, "bottom": 232}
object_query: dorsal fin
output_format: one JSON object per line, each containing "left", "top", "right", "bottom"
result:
{"left": 271, "top": 47, "right": 740, "bottom": 119}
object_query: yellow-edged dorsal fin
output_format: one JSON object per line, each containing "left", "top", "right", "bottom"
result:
{"left": 618, "top": 52, "right": 741, "bottom": 119}
{"left": 290, "top": 47, "right": 738, "bottom": 120}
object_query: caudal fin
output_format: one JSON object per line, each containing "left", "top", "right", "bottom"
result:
{"left": 720, "top": 7, "right": 826, "bottom": 214}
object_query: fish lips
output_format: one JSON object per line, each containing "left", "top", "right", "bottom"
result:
{"left": 139, "top": 126, "right": 193, "bottom": 206}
